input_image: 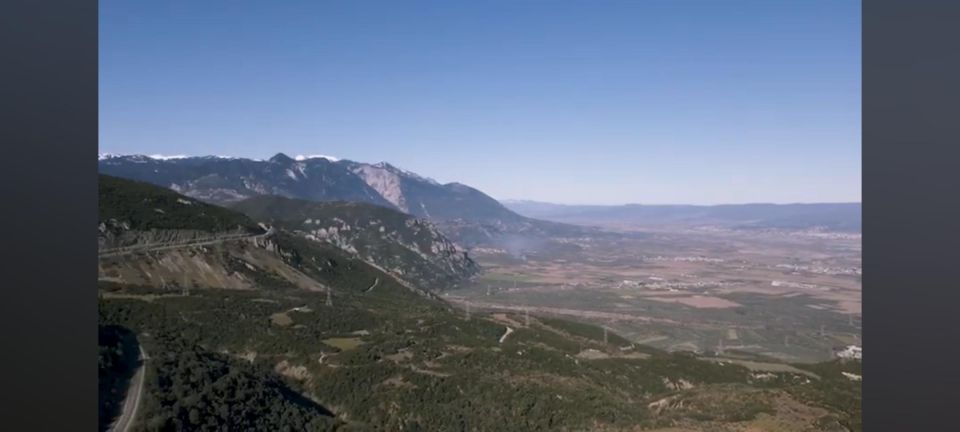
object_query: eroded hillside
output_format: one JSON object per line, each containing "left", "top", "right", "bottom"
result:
{"left": 232, "top": 195, "right": 479, "bottom": 292}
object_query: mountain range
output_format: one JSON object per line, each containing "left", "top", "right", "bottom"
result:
{"left": 99, "top": 153, "right": 523, "bottom": 222}
{"left": 99, "top": 153, "right": 567, "bottom": 248}
{"left": 502, "top": 200, "right": 862, "bottom": 233}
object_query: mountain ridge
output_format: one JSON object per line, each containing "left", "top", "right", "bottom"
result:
{"left": 99, "top": 153, "right": 585, "bottom": 248}
{"left": 100, "top": 153, "right": 522, "bottom": 220}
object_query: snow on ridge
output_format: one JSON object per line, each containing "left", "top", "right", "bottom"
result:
{"left": 147, "top": 154, "right": 189, "bottom": 160}
{"left": 97, "top": 153, "right": 260, "bottom": 161}
{"left": 295, "top": 154, "right": 339, "bottom": 162}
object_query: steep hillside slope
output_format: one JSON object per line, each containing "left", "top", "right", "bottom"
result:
{"left": 98, "top": 175, "right": 327, "bottom": 291}
{"left": 98, "top": 174, "right": 451, "bottom": 300}
{"left": 232, "top": 195, "right": 479, "bottom": 292}
{"left": 99, "top": 174, "right": 260, "bottom": 233}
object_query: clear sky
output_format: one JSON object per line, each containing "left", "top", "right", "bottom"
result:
{"left": 100, "top": 0, "right": 861, "bottom": 205}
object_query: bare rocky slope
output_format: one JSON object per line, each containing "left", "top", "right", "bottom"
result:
{"left": 231, "top": 195, "right": 479, "bottom": 292}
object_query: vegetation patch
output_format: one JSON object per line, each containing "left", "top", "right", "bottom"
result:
{"left": 323, "top": 337, "right": 365, "bottom": 351}
{"left": 270, "top": 312, "right": 294, "bottom": 327}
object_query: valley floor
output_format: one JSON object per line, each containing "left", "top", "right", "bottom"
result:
{"left": 461, "top": 225, "right": 861, "bottom": 364}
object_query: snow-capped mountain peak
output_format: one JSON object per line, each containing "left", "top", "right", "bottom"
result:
{"left": 295, "top": 154, "right": 340, "bottom": 162}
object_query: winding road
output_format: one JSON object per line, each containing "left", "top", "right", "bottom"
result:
{"left": 499, "top": 326, "right": 515, "bottom": 344}
{"left": 108, "top": 346, "right": 149, "bottom": 432}
{"left": 98, "top": 232, "right": 268, "bottom": 257}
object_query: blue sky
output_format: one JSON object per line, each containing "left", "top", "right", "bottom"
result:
{"left": 100, "top": 0, "right": 861, "bottom": 205}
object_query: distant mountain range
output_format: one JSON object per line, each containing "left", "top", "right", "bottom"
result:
{"left": 502, "top": 200, "right": 862, "bottom": 233}
{"left": 99, "top": 153, "right": 858, "bottom": 245}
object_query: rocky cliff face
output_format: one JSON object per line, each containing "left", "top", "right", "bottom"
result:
{"left": 349, "top": 163, "right": 410, "bottom": 212}
{"left": 302, "top": 213, "right": 477, "bottom": 283}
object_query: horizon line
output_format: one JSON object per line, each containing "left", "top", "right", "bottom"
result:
{"left": 497, "top": 198, "right": 862, "bottom": 207}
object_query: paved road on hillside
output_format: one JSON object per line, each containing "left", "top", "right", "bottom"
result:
{"left": 108, "top": 346, "right": 149, "bottom": 432}
{"left": 98, "top": 232, "right": 267, "bottom": 257}
{"left": 499, "top": 326, "right": 515, "bottom": 344}
{"left": 364, "top": 277, "right": 380, "bottom": 293}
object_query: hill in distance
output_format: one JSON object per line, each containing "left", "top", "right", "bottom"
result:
{"left": 503, "top": 200, "right": 862, "bottom": 233}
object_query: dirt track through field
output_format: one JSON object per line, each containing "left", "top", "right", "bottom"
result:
{"left": 447, "top": 298, "right": 682, "bottom": 325}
